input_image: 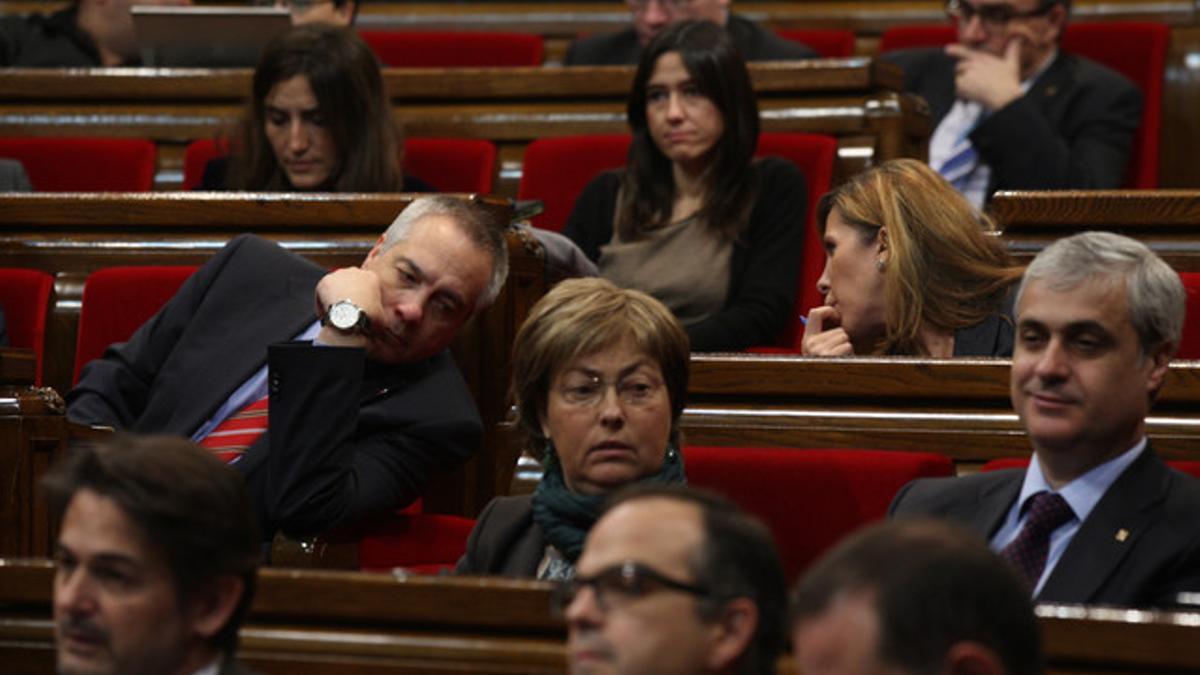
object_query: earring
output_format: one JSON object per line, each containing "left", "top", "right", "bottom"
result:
{"left": 875, "top": 258, "right": 886, "bottom": 271}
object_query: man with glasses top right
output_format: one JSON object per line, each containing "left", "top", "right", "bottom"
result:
{"left": 884, "top": 0, "right": 1140, "bottom": 208}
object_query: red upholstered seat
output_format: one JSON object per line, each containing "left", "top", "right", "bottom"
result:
{"left": 982, "top": 457, "right": 1200, "bottom": 480}
{"left": 517, "top": 132, "right": 837, "bottom": 349}
{"left": 683, "top": 445, "right": 955, "bottom": 581}
{"left": 182, "top": 138, "right": 230, "bottom": 190}
{"left": 73, "top": 266, "right": 198, "bottom": 384}
{"left": 0, "top": 137, "right": 156, "bottom": 192}
{"left": 776, "top": 29, "right": 857, "bottom": 58}
{"left": 877, "top": 24, "right": 956, "bottom": 53}
{"left": 0, "top": 268, "right": 54, "bottom": 385}
{"left": 403, "top": 138, "right": 497, "bottom": 194}
{"left": 878, "top": 21, "right": 1168, "bottom": 188}
{"left": 358, "top": 30, "right": 543, "bottom": 67}
{"left": 1177, "top": 272, "right": 1200, "bottom": 360}
{"left": 183, "top": 137, "right": 496, "bottom": 193}
{"left": 355, "top": 512, "right": 477, "bottom": 573}
{"left": 518, "top": 134, "right": 632, "bottom": 233}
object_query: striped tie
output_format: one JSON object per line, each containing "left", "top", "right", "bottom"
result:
{"left": 198, "top": 394, "right": 269, "bottom": 464}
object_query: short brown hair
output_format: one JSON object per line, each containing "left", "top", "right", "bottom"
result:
{"left": 44, "top": 434, "right": 260, "bottom": 655}
{"left": 817, "top": 159, "right": 1024, "bottom": 355}
{"left": 511, "top": 277, "right": 690, "bottom": 449}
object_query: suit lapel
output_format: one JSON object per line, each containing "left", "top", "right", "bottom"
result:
{"left": 971, "top": 471, "right": 1022, "bottom": 537}
{"left": 1038, "top": 447, "right": 1169, "bottom": 603}
{"left": 925, "top": 52, "right": 959, "bottom": 123}
{"left": 170, "top": 270, "right": 318, "bottom": 438}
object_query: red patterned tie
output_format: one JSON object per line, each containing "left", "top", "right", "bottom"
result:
{"left": 999, "top": 491, "right": 1074, "bottom": 589}
{"left": 197, "top": 394, "right": 269, "bottom": 464}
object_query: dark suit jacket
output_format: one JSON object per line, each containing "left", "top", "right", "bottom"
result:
{"left": 454, "top": 495, "right": 546, "bottom": 578}
{"left": 890, "top": 447, "right": 1200, "bottom": 607}
{"left": 66, "top": 235, "right": 482, "bottom": 537}
{"left": 564, "top": 14, "right": 817, "bottom": 65}
{"left": 882, "top": 48, "right": 1141, "bottom": 196}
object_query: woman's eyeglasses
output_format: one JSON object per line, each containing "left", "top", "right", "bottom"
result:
{"left": 556, "top": 374, "right": 664, "bottom": 408}
{"left": 550, "top": 560, "right": 710, "bottom": 615}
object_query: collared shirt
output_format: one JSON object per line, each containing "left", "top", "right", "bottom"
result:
{"left": 929, "top": 49, "right": 1058, "bottom": 208}
{"left": 191, "top": 320, "right": 321, "bottom": 458}
{"left": 990, "top": 437, "right": 1147, "bottom": 595}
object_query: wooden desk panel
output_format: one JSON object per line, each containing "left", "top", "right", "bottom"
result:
{"left": 682, "top": 355, "right": 1200, "bottom": 467}
{"left": 2, "top": 559, "right": 1198, "bottom": 675}
{"left": 0, "top": 61, "right": 927, "bottom": 194}
{"left": 991, "top": 190, "right": 1200, "bottom": 271}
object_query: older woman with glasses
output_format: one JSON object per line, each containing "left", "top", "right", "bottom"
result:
{"left": 455, "top": 277, "right": 690, "bottom": 580}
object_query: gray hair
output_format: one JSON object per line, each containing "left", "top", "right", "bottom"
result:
{"left": 1017, "top": 231, "right": 1184, "bottom": 357}
{"left": 381, "top": 195, "right": 509, "bottom": 309}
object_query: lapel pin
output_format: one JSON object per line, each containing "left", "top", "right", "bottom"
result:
{"left": 1115, "top": 528, "right": 1130, "bottom": 543}
{"left": 1044, "top": 85, "right": 1058, "bottom": 97}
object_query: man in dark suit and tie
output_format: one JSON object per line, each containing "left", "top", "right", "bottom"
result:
{"left": 883, "top": 0, "right": 1140, "bottom": 208}
{"left": 892, "top": 231, "right": 1200, "bottom": 608}
{"left": 67, "top": 195, "right": 508, "bottom": 539}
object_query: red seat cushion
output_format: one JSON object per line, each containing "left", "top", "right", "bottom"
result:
{"left": 359, "top": 31, "right": 543, "bottom": 67}
{"left": 74, "top": 266, "right": 198, "bottom": 384}
{"left": 356, "top": 512, "right": 477, "bottom": 573}
{"left": 0, "top": 137, "right": 156, "bottom": 192}
{"left": 776, "top": 29, "right": 856, "bottom": 58}
{"left": 0, "top": 268, "right": 54, "bottom": 384}
{"left": 183, "top": 137, "right": 496, "bottom": 194}
{"left": 684, "top": 445, "right": 954, "bottom": 581}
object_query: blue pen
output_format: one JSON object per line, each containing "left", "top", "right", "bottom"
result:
{"left": 798, "top": 314, "right": 808, "bottom": 326}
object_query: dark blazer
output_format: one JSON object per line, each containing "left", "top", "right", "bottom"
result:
{"left": 455, "top": 495, "right": 546, "bottom": 578}
{"left": 882, "top": 48, "right": 1141, "bottom": 196}
{"left": 890, "top": 447, "right": 1200, "bottom": 607}
{"left": 564, "top": 14, "right": 817, "bottom": 65}
{"left": 66, "top": 235, "right": 482, "bottom": 538}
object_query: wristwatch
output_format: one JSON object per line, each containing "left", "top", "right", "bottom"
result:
{"left": 322, "top": 299, "right": 371, "bottom": 334}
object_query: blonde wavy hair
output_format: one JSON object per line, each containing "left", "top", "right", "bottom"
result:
{"left": 817, "top": 159, "right": 1024, "bottom": 355}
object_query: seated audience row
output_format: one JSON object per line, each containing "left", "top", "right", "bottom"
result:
{"left": 40, "top": 229, "right": 1200, "bottom": 674}
{"left": 453, "top": 230, "right": 1199, "bottom": 607}
{"left": 42, "top": 436, "right": 1042, "bottom": 675}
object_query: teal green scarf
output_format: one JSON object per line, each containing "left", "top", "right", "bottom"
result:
{"left": 531, "top": 444, "right": 687, "bottom": 563}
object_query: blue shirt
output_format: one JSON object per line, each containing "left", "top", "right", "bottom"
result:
{"left": 990, "top": 437, "right": 1147, "bottom": 595}
{"left": 190, "top": 321, "right": 321, "bottom": 462}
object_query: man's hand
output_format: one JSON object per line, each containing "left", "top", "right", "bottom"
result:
{"left": 315, "top": 267, "right": 385, "bottom": 350}
{"left": 801, "top": 305, "right": 854, "bottom": 356}
{"left": 945, "top": 38, "right": 1024, "bottom": 111}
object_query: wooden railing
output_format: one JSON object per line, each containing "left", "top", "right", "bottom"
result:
{"left": 0, "top": 60, "right": 927, "bottom": 194}
{"left": 2, "top": 558, "right": 1198, "bottom": 674}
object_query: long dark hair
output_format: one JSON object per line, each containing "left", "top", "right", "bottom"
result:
{"left": 228, "top": 24, "right": 402, "bottom": 191}
{"left": 619, "top": 20, "right": 760, "bottom": 241}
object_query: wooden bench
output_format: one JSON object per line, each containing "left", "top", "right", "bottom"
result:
{"left": 0, "top": 193, "right": 545, "bottom": 524}
{"left": 681, "top": 354, "right": 1200, "bottom": 470}
{"left": 1, "top": 558, "right": 1198, "bottom": 674}
{"left": 0, "top": 60, "right": 928, "bottom": 194}
{"left": 992, "top": 189, "right": 1200, "bottom": 272}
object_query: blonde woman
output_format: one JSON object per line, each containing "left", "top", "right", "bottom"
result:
{"left": 803, "top": 159, "right": 1023, "bottom": 357}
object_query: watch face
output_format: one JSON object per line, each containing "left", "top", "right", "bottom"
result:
{"left": 329, "top": 302, "right": 361, "bottom": 330}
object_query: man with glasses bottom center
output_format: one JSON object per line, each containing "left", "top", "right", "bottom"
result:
{"left": 557, "top": 484, "right": 786, "bottom": 675}
{"left": 883, "top": 0, "right": 1140, "bottom": 208}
